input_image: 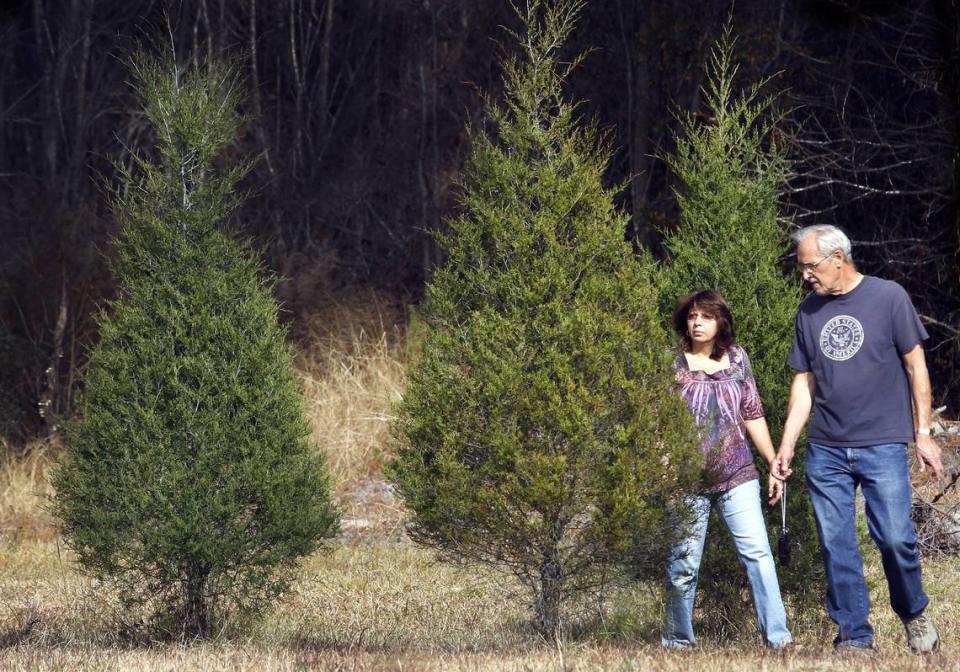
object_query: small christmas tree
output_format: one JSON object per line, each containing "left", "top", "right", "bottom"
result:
{"left": 51, "top": 51, "right": 338, "bottom": 638}
{"left": 389, "top": 0, "right": 701, "bottom": 639}
{"left": 658, "top": 27, "right": 823, "bottom": 630}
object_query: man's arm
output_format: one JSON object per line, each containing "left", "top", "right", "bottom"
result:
{"left": 744, "top": 416, "right": 783, "bottom": 505}
{"left": 902, "top": 344, "right": 943, "bottom": 479}
{"left": 772, "top": 372, "right": 815, "bottom": 480}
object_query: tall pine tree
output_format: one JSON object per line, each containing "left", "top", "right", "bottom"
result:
{"left": 389, "top": 0, "right": 701, "bottom": 639}
{"left": 51, "top": 51, "right": 338, "bottom": 638}
{"left": 658, "top": 27, "right": 824, "bottom": 632}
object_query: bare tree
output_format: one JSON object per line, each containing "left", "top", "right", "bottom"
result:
{"left": 781, "top": 1, "right": 960, "bottom": 407}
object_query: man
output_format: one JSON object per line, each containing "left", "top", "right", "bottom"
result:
{"left": 773, "top": 224, "right": 943, "bottom": 654}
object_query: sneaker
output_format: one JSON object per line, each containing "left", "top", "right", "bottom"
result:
{"left": 833, "top": 639, "right": 874, "bottom": 656}
{"left": 661, "top": 639, "right": 697, "bottom": 651}
{"left": 902, "top": 613, "right": 940, "bottom": 654}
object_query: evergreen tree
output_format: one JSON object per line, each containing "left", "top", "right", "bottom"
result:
{"left": 388, "top": 0, "right": 702, "bottom": 639}
{"left": 51, "top": 51, "right": 338, "bottom": 638}
{"left": 658, "top": 28, "right": 824, "bottom": 630}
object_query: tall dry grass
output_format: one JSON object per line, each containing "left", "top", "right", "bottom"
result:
{"left": 293, "top": 294, "right": 409, "bottom": 487}
{"left": 0, "top": 294, "right": 411, "bottom": 543}
{"left": 0, "top": 438, "right": 58, "bottom": 543}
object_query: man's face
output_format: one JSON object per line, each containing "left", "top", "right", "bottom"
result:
{"left": 796, "top": 235, "right": 842, "bottom": 295}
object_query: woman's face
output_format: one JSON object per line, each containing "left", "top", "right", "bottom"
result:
{"left": 686, "top": 306, "right": 718, "bottom": 348}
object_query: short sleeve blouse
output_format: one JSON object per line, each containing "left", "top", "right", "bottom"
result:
{"left": 674, "top": 344, "right": 763, "bottom": 493}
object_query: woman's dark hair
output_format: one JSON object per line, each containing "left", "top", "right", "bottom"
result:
{"left": 672, "top": 289, "right": 736, "bottom": 360}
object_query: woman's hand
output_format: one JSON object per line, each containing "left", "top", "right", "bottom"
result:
{"left": 767, "top": 473, "right": 784, "bottom": 506}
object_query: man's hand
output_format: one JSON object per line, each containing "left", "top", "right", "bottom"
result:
{"left": 768, "top": 474, "right": 784, "bottom": 506}
{"left": 915, "top": 433, "right": 944, "bottom": 480}
{"left": 772, "top": 445, "right": 794, "bottom": 481}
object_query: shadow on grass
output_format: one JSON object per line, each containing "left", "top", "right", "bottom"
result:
{"left": 283, "top": 596, "right": 666, "bottom": 658}
{"left": 283, "top": 616, "right": 544, "bottom": 657}
{"left": 0, "top": 606, "right": 41, "bottom": 648}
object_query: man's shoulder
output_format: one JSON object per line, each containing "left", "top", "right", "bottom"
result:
{"left": 863, "top": 275, "right": 909, "bottom": 298}
{"left": 797, "top": 276, "right": 907, "bottom": 316}
{"left": 854, "top": 276, "right": 916, "bottom": 314}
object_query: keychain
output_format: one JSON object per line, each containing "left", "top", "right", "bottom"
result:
{"left": 777, "top": 480, "right": 791, "bottom": 566}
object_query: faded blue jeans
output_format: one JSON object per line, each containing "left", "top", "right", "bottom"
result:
{"left": 662, "top": 479, "right": 792, "bottom": 649}
{"left": 806, "top": 441, "right": 929, "bottom": 648}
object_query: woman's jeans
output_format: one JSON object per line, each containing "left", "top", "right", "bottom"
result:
{"left": 662, "top": 479, "right": 792, "bottom": 648}
{"left": 806, "top": 442, "right": 929, "bottom": 647}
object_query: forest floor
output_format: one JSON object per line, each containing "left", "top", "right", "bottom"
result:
{"left": 1, "top": 301, "right": 959, "bottom": 671}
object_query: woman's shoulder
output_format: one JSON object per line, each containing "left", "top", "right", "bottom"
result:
{"left": 728, "top": 344, "right": 753, "bottom": 372}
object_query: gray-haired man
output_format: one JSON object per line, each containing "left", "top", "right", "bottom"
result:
{"left": 772, "top": 224, "right": 942, "bottom": 653}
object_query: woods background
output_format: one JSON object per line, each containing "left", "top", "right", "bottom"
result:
{"left": 0, "top": 0, "right": 957, "bottom": 444}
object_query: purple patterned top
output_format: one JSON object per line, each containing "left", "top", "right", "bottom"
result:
{"left": 674, "top": 344, "right": 763, "bottom": 494}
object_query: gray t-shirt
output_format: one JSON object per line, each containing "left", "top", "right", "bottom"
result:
{"left": 788, "top": 275, "right": 927, "bottom": 447}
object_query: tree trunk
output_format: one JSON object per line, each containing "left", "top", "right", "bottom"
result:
{"left": 629, "top": 10, "right": 655, "bottom": 252}
{"left": 318, "top": 0, "right": 334, "bottom": 130}
{"left": 67, "top": 0, "right": 93, "bottom": 207}
{"left": 184, "top": 568, "right": 210, "bottom": 638}
{"left": 535, "top": 545, "right": 563, "bottom": 641}
{"left": 39, "top": 276, "right": 67, "bottom": 435}
{"left": 33, "top": 0, "right": 58, "bottom": 184}
{"left": 942, "top": 0, "right": 960, "bottom": 275}
{"left": 248, "top": 0, "right": 274, "bottom": 176}
{"left": 417, "top": 2, "right": 438, "bottom": 274}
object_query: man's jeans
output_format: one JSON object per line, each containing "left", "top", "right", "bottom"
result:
{"left": 662, "top": 479, "right": 792, "bottom": 648}
{"left": 806, "top": 442, "right": 929, "bottom": 647}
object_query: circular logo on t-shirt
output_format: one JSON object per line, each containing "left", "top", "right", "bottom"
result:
{"left": 819, "top": 315, "right": 864, "bottom": 361}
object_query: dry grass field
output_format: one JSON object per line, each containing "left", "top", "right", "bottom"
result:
{"left": 1, "top": 297, "right": 958, "bottom": 671}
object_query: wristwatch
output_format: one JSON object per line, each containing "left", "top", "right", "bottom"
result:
{"left": 917, "top": 428, "right": 932, "bottom": 436}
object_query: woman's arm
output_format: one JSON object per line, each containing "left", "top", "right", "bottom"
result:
{"left": 745, "top": 416, "right": 782, "bottom": 505}
{"left": 735, "top": 346, "right": 782, "bottom": 504}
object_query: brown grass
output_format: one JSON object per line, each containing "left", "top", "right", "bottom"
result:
{"left": 0, "top": 539, "right": 958, "bottom": 670}
{"left": 1, "top": 297, "right": 958, "bottom": 670}
{"left": 0, "top": 438, "right": 58, "bottom": 543}
{"left": 293, "top": 294, "right": 409, "bottom": 486}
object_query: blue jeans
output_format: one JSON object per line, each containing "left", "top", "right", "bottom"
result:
{"left": 662, "top": 479, "right": 792, "bottom": 648}
{"left": 806, "top": 442, "right": 929, "bottom": 647}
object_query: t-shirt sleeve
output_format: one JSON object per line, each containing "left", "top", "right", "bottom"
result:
{"left": 889, "top": 283, "right": 928, "bottom": 355}
{"left": 738, "top": 347, "right": 765, "bottom": 420}
{"left": 788, "top": 311, "right": 811, "bottom": 372}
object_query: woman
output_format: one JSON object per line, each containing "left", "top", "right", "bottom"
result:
{"left": 662, "top": 289, "right": 792, "bottom": 650}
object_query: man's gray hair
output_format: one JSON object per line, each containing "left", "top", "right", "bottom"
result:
{"left": 791, "top": 224, "right": 853, "bottom": 262}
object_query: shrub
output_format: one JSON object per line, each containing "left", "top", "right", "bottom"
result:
{"left": 50, "top": 50, "right": 338, "bottom": 638}
{"left": 388, "top": 0, "right": 701, "bottom": 640}
{"left": 657, "top": 28, "right": 824, "bottom": 629}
